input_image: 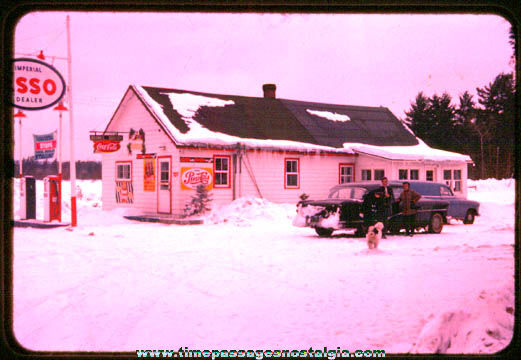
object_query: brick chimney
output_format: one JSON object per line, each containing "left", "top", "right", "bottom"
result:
{"left": 262, "top": 83, "right": 276, "bottom": 99}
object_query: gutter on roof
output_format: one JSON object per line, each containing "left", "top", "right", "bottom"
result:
{"left": 177, "top": 142, "right": 357, "bottom": 156}
{"left": 353, "top": 149, "right": 471, "bottom": 163}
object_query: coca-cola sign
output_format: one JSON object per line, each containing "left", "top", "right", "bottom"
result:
{"left": 93, "top": 140, "right": 121, "bottom": 153}
{"left": 181, "top": 167, "right": 213, "bottom": 190}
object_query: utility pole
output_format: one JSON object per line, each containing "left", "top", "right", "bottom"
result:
{"left": 66, "top": 15, "right": 77, "bottom": 226}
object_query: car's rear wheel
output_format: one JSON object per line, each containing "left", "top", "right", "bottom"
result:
{"left": 428, "top": 213, "right": 444, "bottom": 233}
{"left": 463, "top": 210, "right": 475, "bottom": 225}
{"left": 315, "top": 227, "right": 333, "bottom": 237}
{"left": 387, "top": 223, "right": 401, "bottom": 235}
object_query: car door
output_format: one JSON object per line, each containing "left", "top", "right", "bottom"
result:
{"left": 439, "top": 184, "right": 463, "bottom": 218}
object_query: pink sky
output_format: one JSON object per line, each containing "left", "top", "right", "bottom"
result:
{"left": 13, "top": 12, "right": 513, "bottom": 161}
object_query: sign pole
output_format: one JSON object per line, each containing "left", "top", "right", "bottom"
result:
{"left": 59, "top": 111, "right": 62, "bottom": 178}
{"left": 14, "top": 111, "right": 26, "bottom": 177}
{"left": 54, "top": 102, "right": 67, "bottom": 223}
{"left": 19, "top": 115, "right": 22, "bottom": 178}
{"left": 66, "top": 15, "right": 77, "bottom": 227}
{"left": 14, "top": 111, "right": 27, "bottom": 219}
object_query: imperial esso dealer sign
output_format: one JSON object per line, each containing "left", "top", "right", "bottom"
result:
{"left": 12, "top": 58, "right": 66, "bottom": 110}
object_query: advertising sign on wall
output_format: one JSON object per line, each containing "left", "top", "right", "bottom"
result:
{"left": 93, "top": 140, "right": 121, "bottom": 153}
{"left": 115, "top": 181, "right": 134, "bottom": 203}
{"left": 34, "top": 131, "right": 57, "bottom": 160}
{"left": 181, "top": 167, "right": 213, "bottom": 190}
{"left": 144, "top": 158, "right": 155, "bottom": 192}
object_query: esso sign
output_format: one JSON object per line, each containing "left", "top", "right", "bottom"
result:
{"left": 12, "top": 58, "right": 66, "bottom": 110}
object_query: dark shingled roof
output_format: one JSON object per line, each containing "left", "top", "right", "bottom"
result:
{"left": 140, "top": 86, "right": 418, "bottom": 148}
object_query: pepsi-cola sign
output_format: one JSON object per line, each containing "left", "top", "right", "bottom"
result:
{"left": 12, "top": 58, "right": 66, "bottom": 110}
{"left": 181, "top": 167, "right": 213, "bottom": 190}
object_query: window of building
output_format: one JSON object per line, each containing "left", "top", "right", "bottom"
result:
{"left": 399, "top": 169, "right": 408, "bottom": 180}
{"left": 426, "top": 170, "right": 434, "bottom": 182}
{"left": 410, "top": 169, "right": 419, "bottom": 180}
{"left": 374, "top": 169, "right": 385, "bottom": 180}
{"left": 339, "top": 164, "right": 354, "bottom": 184}
{"left": 116, "top": 162, "right": 132, "bottom": 181}
{"left": 285, "top": 158, "right": 299, "bottom": 188}
{"left": 453, "top": 169, "right": 462, "bottom": 192}
{"left": 361, "top": 169, "right": 371, "bottom": 181}
{"left": 444, "top": 169, "right": 452, "bottom": 188}
{"left": 214, "top": 155, "right": 230, "bottom": 187}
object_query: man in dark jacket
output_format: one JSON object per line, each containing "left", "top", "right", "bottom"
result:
{"left": 399, "top": 182, "right": 421, "bottom": 236}
{"left": 362, "top": 190, "right": 379, "bottom": 229}
{"left": 374, "top": 177, "right": 394, "bottom": 238}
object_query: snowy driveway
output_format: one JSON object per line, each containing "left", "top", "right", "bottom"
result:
{"left": 12, "top": 179, "right": 515, "bottom": 353}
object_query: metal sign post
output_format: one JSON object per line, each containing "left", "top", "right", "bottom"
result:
{"left": 66, "top": 15, "right": 77, "bottom": 227}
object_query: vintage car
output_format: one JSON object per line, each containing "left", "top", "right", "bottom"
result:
{"left": 293, "top": 181, "right": 449, "bottom": 237}
{"left": 407, "top": 181, "right": 480, "bottom": 224}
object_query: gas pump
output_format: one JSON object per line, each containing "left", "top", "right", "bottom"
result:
{"left": 20, "top": 176, "right": 36, "bottom": 220}
{"left": 44, "top": 176, "right": 61, "bottom": 222}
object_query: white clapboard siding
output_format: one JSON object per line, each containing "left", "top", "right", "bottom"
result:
{"left": 174, "top": 148, "right": 234, "bottom": 214}
{"left": 174, "top": 149, "right": 357, "bottom": 208}
{"left": 239, "top": 151, "right": 357, "bottom": 203}
{"left": 102, "top": 89, "right": 178, "bottom": 212}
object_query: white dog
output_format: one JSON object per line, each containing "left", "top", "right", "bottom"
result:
{"left": 366, "top": 222, "right": 384, "bottom": 249}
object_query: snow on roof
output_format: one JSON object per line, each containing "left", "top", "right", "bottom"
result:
{"left": 344, "top": 139, "right": 472, "bottom": 162}
{"left": 166, "top": 92, "right": 235, "bottom": 119}
{"left": 133, "top": 85, "right": 355, "bottom": 154}
{"left": 133, "top": 85, "right": 469, "bottom": 161}
{"left": 306, "top": 109, "right": 351, "bottom": 122}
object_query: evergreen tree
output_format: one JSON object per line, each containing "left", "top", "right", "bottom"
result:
{"left": 405, "top": 92, "right": 432, "bottom": 144}
{"left": 427, "top": 93, "right": 456, "bottom": 151}
{"left": 405, "top": 92, "right": 456, "bottom": 150}
{"left": 476, "top": 73, "right": 515, "bottom": 178}
{"left": 184, "top": 184, "right": 213, "bottom": 217}
{"left": 454, "top": 92, "right": 480, "bottom": 178}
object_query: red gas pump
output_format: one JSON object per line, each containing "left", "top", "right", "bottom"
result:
{"left": 44, "top": 176, "right": 61, "bottom": 222}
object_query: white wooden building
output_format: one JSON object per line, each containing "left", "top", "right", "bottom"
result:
{"left": 99, "top": 84, "right": 472, "bottom": 215}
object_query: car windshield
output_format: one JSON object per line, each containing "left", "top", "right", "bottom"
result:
{"left": 328, "top": 187, "right": 367, "bottom": 200}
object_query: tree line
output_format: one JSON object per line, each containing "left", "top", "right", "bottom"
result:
{"left": 14, "top": 159, "right": 102, "bottom": 180}
{"left": 403, "top": 72, "right": 515, "bottom": 180}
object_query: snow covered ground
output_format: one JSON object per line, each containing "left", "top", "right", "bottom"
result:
{"left": 12, "top": 178, "right": 515, "bottom": 354}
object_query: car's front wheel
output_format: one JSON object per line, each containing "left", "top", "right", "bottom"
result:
{"left": 463, "top": 210, "right": 476, "bottom": 225}
{"left": 428, "top": 213, "right": 444, "bottom": 233}
{"left": 315, "top": 227, "right": 333, "bottom": 237}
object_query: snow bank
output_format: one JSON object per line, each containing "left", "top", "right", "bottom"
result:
{"left": 411, "top": 282, "right": 514, "bottom": 354}
{"left": 468, "top": 178, "right": 515, "bottom": 205}
{"left": 467, "top": 179, "right": 515, "bottom": 231}
{"left": 306, "top": 109, "right": 350, "bottom": 122}
{"left": 205, "top": 197, "right": 295, "bottom": 226}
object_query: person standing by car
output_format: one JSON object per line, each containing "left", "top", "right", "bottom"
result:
{"left": 399, "top": 182, "right": 421, "bottom": 236}
{"left": 374, "top": 177, "right": 394, "bottom": 238}
{"left": 362, "top": 189, "right": 379, "bottom": 229}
